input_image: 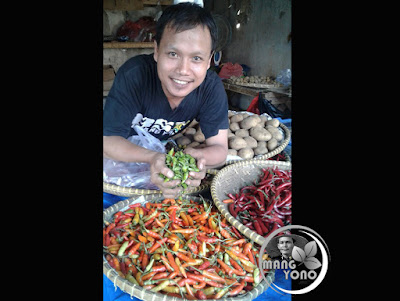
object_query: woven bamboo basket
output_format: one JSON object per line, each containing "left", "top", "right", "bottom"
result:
{"left": 103, "top": 172, "right": 214, "bottom": 197}
{"left": 103, "top": 194, "right": 275, "bottom": 301}
{"left": 210, "top": 160, "right": 292, "bottom": 246}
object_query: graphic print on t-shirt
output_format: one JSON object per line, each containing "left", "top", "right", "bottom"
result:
{"left": 131, "top": 113, "right": 190, "bottom": 138}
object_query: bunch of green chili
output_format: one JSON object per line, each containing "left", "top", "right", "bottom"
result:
{"left": 160, "top": 148, "right": 199, "bottom": 189}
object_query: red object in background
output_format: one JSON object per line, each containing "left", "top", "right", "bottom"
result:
{"left": 247, "top": 94, "right": 260, "bottom": 114}
{"left": 218, "top": 62, "right": 243, "bottom": 79}
{"left": 116, "top": 16, "right": 156, "bottom": 42}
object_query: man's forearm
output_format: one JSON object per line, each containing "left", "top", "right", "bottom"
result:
{"left": 103, "top": 136, "right": 158, "bottom": 163}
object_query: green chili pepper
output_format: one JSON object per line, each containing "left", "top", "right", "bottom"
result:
{"left": 253, "top": 267, "right": 260, "bottom": 287}
{"left": 117, "top": 240, "right": 130, "bottom": 257}
{"left": 159, "top": 149, "right": 199, "bottom": 190}
{"left": 125, "top": 273, "right": 139, "bottom": 285}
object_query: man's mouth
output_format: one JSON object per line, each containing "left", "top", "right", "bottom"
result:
{"left": 172, "top": 78, "right": 191, "bottom": 85}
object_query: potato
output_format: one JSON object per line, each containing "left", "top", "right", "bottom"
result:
{"left": 254, "top": 141, "right": 269, "bottom": 155}
{"left": 229, "top": 122, "right": 240, "bottom": 132}
{"left": 266, "top": 125, "right": 279, "bottom": 133}
{"left": 259, "top": 115, "right": 268, "bottom": 124}
{"left": 184, "top": 127, "right": 197, "bottom": 135}
{"left": 243, "top": 136, "right": 258, "bottom": 148}
{"left": 250, "top": 127, "right": 272, "bottom": 141}
{"left": 193, "top": 128, "right": 205, "bottom": 142}
{"left": 187, "top": 141, "right": 200, "bottom": 148}
{"left": 267, "top": 138, "right": 278, "bottom": 151}
{"left": 259, "top": 115, "right": 268, "bottom": 127}
{"left": 266, "top": 118, "right": 280, "bottom": 128}
{"left": 238, "top": 147, "right": 254, "bottom": 160}
{"left": 227, "top": 149, "right": 238, "bottom": 156}
{"left": 176, "top": 136, "right": 192, "bottom": 146}
{"left": 272, "top": 130, "right": 283, "bottom": 141}
{"left": 188, "top": 119, "right": 199, "bottom": 128}
{"left": 240, "top": 115, "right": 261, "bottom": 130}
{"left": 230, "top": 114, "right": 244, "bottom": 123}
{"left": 228, "top": 131, "right": 236, "bottom": 139}
{"left": 173, "top": 132, "right": 184, "bottom": 139}
{"left": 235, "top": 129, "right": 249, "bottom": 138}
{"left": 229, "top": 137, "right": 247, "bottom": 150}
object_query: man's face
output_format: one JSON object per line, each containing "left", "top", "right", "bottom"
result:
{"left": 277, "top": 237, "right": 294, "bottom": 257}
{"left": 153, "top": 24, "right": 212, "bottom": 103}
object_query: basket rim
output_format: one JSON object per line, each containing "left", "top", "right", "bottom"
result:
{"left": 103, "top": 194, "right": 275, "bottom": 301}
{"left": 210, "top": 160, "right": 291, "bottom": 246}
{"left": 103, "top": 178, "right": 212, "bottom": 197}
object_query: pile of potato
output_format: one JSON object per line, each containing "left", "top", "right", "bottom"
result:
{"left": 172, "top": 112, "right": 284, "bottom": 160}
{"left": 227, "top": 75, "right": 282, "bottom": 86}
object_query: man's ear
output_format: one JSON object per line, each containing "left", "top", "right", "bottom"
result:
{"left": 207, "top": 51, "right": 214, "bottom": 69}
{"left": 153, "top": 40, "right": 158, "bottom": 62}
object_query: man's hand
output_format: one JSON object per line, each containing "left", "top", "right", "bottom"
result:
{"left": 149, "top": 152, "right": 182, "bottom": 198}
{"left": 183, "top": 147, "right": 207, "bottom": 188}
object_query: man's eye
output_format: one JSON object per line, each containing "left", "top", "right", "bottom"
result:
{"left": 193, "top": 56, "right": 202, "bottom": 61}
{"left": 169, "top": 52, "right": 177, "bottom": 57}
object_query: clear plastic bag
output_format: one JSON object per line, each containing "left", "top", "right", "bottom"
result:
{"left": 103, "top": 125, "right": 166, "bottom": 189}
{"left": 276, "top": 69, "right": 291, "bottom": 87}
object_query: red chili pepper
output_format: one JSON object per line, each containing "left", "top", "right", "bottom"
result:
{"left": 229, "top": 203, "right": 237, "bottom": 218}
{"left": 198, "top": 260, "right": 211, "bottom": 270}
{"left": 105, "top": 222, "right": 116, "bottom": 235}
{"left": 276, "top": 190, "right": 292, "bottom": 207}
{"left": 253, "top": 220, "right": 263, "bottom": 235}
{"left": 197, "top": 235, "right": 218, "bottom": 243}
{"left": 275, "top": 182, "right": 291, "bottom": 195}
{"left": 196, "top": 289, "right": 207, "bottom": 300}
{"left": 231, "top": 226, "right": 243, "bottom": 239}
{"left": 256, "top": 218, "right": 269, "bottom": 234}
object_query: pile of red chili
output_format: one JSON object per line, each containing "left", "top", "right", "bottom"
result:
{"left": 103, "top": 197, "right": 271, "bottom": 299}
{"left": 225, "top": 167, "right": 291, "bottom": 237}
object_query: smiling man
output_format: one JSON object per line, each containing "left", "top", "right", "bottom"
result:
{"left": 103, "top": 3, "right": 229, "bottom": 198}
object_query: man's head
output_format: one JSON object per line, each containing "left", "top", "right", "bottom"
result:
{"left": 277, "top": 236, "right": 295, "bottom": 258}
{"left": 153, "top": 3, "right": 218, "bottom": 103}
{"left": 154, "top": 2, "right": 218, "bottom": 55}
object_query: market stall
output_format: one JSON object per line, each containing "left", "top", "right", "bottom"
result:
{"left": 103, "top": 0, "right": 292, "bottom": 300}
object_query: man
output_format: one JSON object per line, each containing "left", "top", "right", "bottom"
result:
{"left": 266, "top": 234, "right": 308, "bottom": 262}
{"left": 103, "top": 3, "right": 229, "bottom": 198}
{"left": 276, "top": 235, "right": 295, "bottom": 260}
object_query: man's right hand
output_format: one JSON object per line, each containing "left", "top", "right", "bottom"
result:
{"left": 149, "top": 152, "right": 182, "bottom": 198}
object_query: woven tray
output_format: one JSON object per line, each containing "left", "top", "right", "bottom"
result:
{"left": 210, "top": 160, "right": 292, "bottom": 246}
{"left": 103, "top": 194, "right": 275, "bottom": 301}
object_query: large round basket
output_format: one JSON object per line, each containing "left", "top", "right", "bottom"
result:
{"left": 210, "top": 160, "right": 292, "bottom": 246}
{"left": 103, "top": 194, "right": 275, "bottom": 301}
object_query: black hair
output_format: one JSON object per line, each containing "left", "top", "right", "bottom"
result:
{"left": 277, "top": 236, "right": 295, "bottom": 244}
{"left": 155, "top": 2, "right": 218, "bottom": 54}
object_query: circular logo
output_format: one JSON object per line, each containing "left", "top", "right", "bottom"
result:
{"left": 258, "top": 225, "right": 330, "bottom": 295}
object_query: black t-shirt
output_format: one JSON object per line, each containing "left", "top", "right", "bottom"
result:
{"left": 103, "top": 54, "right": 229, "bottom": 141}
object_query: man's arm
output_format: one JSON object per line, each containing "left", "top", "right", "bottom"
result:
{"left": 103, "top": 135, "right": 156, "bottom": 163}
{"left": 103, "top": 135, "right": 182, "bottom": 197}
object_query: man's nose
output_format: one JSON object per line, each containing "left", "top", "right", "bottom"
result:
{"left": 177, "top": 58, "right": 190, "bottom": 75}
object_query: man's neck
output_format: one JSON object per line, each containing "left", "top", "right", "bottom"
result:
{"left": 167, "top": 97, "right": 184, "bottom": 110}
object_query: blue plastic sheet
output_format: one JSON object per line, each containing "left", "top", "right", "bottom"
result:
{"left": 103, "top": 192, "right": 291, "bottom": 301}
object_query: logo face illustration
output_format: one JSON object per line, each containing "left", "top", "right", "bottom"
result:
{"left": 258, "top": 225, "right": 330, "bottom": 295}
